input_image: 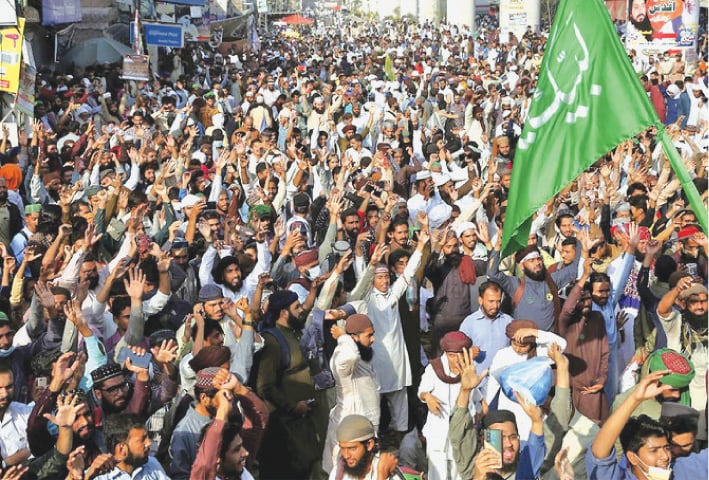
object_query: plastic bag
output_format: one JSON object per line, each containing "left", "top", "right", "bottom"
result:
{"left": 496, "top": 357, "right": 553, "bottom": 406}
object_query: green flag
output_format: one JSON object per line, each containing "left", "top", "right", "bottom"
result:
{"left": 384, "top": 54, "right": 395, "bottom": 81}
{"left": 501, "top": 0, "right": 658, "bottom": 258}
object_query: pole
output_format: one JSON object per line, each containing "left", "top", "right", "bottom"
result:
{"left": 659, "top": 126, "right": 708, "bottom": 234}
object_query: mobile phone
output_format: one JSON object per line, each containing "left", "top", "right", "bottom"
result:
{"left": 117, "top": 348, "right": 152, "bottom": 370}
{"left": 206, "top": 201, "right": 217, "bottom": 210}
{"left": 103, "top": 92, "right": 112, "bottom": 99}
{"left": 484, "top": 429, "right": 502, "bottom": 468}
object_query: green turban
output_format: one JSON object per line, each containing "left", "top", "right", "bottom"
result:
{"left": 24, "top": 204, "right": 41, "bottom": 214}
{"left": 647, "top": 348, "right": 695, "bottom": 405}
{"left": 249, "top": 204, "right": 273, "bottom": 221}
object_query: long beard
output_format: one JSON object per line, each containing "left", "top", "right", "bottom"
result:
{"left": 446, "top": 252, "right": 463, "bottom": 268}
{"left": 523, "top": 265, "right": 546, "bottom": 282}
{"left": 225, "top": 279, "right": 243, "bottom": 293}
{"left": 123, "top": 450, "right": 148, "bottom": 468}
{"left": 683, "top": 310, "right": 708, "bottom": 332}
{"left": 501, "top": 452, "right": 520, "bottom": 474}
{"left": 287, "top": 312, "right": 306, "bottom": 330}
{"left": 357, "top": 342, "right": 374, "bottom": 362}
{"left": 342, "top": 449, "right": 374, "bottom": 478}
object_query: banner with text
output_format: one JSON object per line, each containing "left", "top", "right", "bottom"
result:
{"left": 625, "top": 0, "right": 700, "bottom": 57}
{"left": 0, "top": 19, "right": 25, "bottom": 95}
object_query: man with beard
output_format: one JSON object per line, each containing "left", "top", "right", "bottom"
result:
{"left": 95, "top": 414, "right": 169, "bottom": 479}
{"left": 0, "top": 364, "right": 33, "bottom": 465}
{"left": 27, "top": 352, "right": 104, "bottom": 465}
{"left": 330, "top": 415, "right": 399, "bottom": 480}
{"left": 487, "top": 231, "right": 586, "bottom": 331}
{"left": 0, "top": 177, "right": 23, "bottom": 247}
{"left": 199, "top": 226, "right": 271, "bottom": 303}
{"left": 419, "top": 334, "right": 482, "bottom": 480}
{"left": 459, "top": 280, "right": 513, "bottom": 391}
{"left": 9, "top": 204, "right": 40, "bottom": 265}
{"left": 308, "top": 96, "right": 329, "bottom": 137}
{"left": 607, "top": 224, "right": 651, "bottom": 377}
{"left": 90, "top": 356, "right": 150, "bottom": 419}
{"left": 450, "top": 348, "right": 547, "bottom": 480}
{"left": 323, "top": 314, "right": 379, "bottom": 473}
{"left": 672, "top": 226, "right": 707, "bottom": 282}
{"left": 657, "top": 279, "right": 708, "bottom": 408}
{"left": 191, "top": 386, "right": 254, "bottom": 480}
{"left": 594, "top": 224, "right": 642, "bottom": 404}
{"left": 611, "top": 349, "right": 695, "bottom": 428}
{"left": 351, "top": 234, "right": 428, "bottom": 446}
{"left": 168, "top": 238, "right": 200, "bottom": 304}
{"left": 424, "top": 230, "right": 479, "bottom": 355}
{"left": 171, "top": 367, "right": 237, "bottom": 480}
{"left": 256, "top": 290, "right": 327, "bottom": 479}
{"left": 559, "top": 258, "right": 610, "bottom": 423}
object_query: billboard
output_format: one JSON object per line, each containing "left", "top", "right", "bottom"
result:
{"left": 625, "top": 0, "right": 700, "bottom": 55}
{"left": 131, "top": 22, "right": 184, "bottom": 48}
{"left": 499, "top": 0, "right": 540, "bottom": 42}
{"left": 0, "top": 19, "right": 25, "bottom": 95}
{"left": 42, "top": 0, "right": 82, "bottom": 26}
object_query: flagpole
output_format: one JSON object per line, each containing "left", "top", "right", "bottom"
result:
{"left": 658, "top": 126, "right": 708, "bottom": 234}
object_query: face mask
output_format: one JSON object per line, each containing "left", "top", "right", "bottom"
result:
{"left": 305, "top": 265, "right": 321, "bottom": 281}
{"left": 0, "top": 346, "right": 16, "bottom": 358}
{"left": 637, "top": 456, "right": 672, "bottom": 480}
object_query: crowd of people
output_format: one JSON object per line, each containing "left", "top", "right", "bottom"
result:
{"left": 0, "top": 10, "right": 705, "bottom": 480}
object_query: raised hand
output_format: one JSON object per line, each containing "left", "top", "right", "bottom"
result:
{"left": 43, "top": 392, "right": 85, "bottom": 428}
{"left": 417, "top": 228, "right": 430, "bottom": 248}
{"left": 64, "top": 300, "right": 92, "bottom": 337}
{"left": 632, "top": 363, "right": 676, "bottom": 401}
{"left": 83, "top": 222, "right": 104, "bottom": 249}
{"left": 50, "top": 352, "right": 79, "bottom": 392}
{"left": 458, "top": 346, "right": 488, "bottom": 391}
{"left": 513, "top": 390, "right": 543, "bottom": 423}
{"left": 123, "top": 267, "right": 146, "bottom": 300}
{"left": 472, "top": 448, "right": 501, "bottom": 479}
{"left": 34, "top": 281, "right": 57, "bottom": 311}
{"left": 513, "top": 327, "right": 537, "bottom": 345}
{"left": 330, "top": 324, "right": 346, "bottom": 340}
{"left": 21, "top": 246, "right": 41, "bottom": 263}
{"left": 369, "top": 242, "right": 389, "bottom": 265}
{"left": 150, "top": 339, "right": 178, "bottom": 365}
{"left": 2, "top": 256, "right": 16, "bottom": 276}
{"left": 156, "top": 252, "right": 171, "bottom": 273}
{"left": 197, "top": 219, "right": 213, "bottom": 243}
{"left": 547, "top": 343, "right": 568, "bottom": 370}
{"left": 124, "top": 346, "right": 149, "bottom": 376}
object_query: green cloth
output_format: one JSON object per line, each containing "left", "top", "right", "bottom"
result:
{"left": 24, "top": 204, "right": 41, "bottom": 214}
{"left": 249, "top": 204, "right": 273, "bottom": 220}
{"left": 0, "top": 311, "right": 8, "bottom": 321}
{"left": 84, "top": 185, "right": 100, "bottom": 198}
{"left": 648, "top": 348, "right": 695, "bottom": 405}
{"left": 501, "top": 0, "right": 659, "bottom": 257}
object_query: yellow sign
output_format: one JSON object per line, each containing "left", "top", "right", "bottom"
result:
{"left": 0, "top": 18, "right": 25, "bottom": 94}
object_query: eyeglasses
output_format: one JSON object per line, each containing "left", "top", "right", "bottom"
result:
{"left": 100, "top": 381, "right": 129, "bottom": 395}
